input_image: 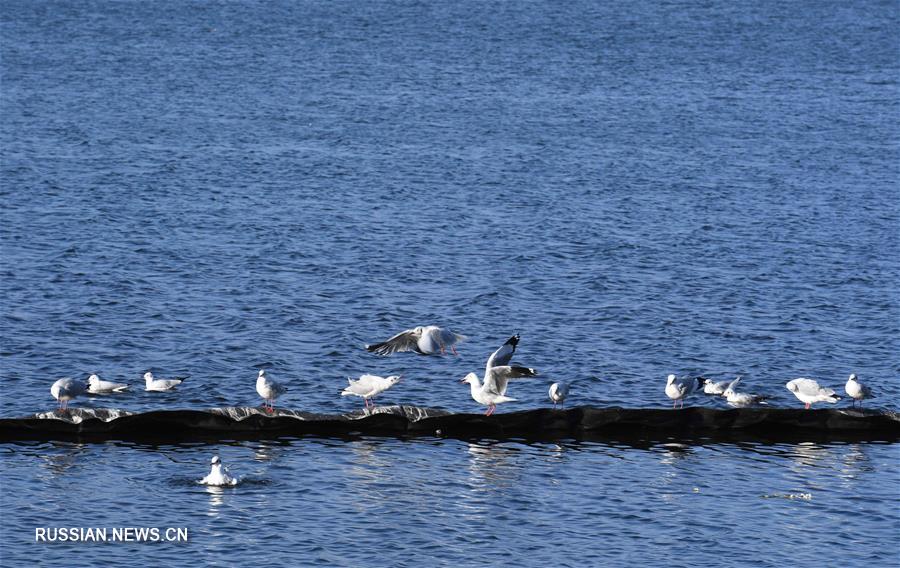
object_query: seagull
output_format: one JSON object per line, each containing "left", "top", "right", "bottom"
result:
{"left": 699, "top": 377, "right": 730, "bottom": 395}
{"left": 785, "top": 378, "right": 841, "bottom": 409}
{"left": 665, "top": 374, "right": 702, "bottom": 409}
{"left": 199, "top": 455, "right": 237, "bottom": 487}
{"left": 845, "top": 374, "right": 873, "bottom": 407}
{"left": 549, "top": 382, "right": 569, "bottom": 408}
{"left": 86, "top": 374, "right": 129, "bottom": 393}
{"left": 366, "top": 326, "right": 466, "bottom": 356}
{"left": 256, "top": 370, "right": 287, "bottom": 413}
{"left": 722, "top": 377, "right": 768, "bottom": 408}
{"left": 341, "top": 374, "right": 402, "bottom": 409}
{"left": 143, "top": 371, "right": 185, "bottom": 392}
{"left": 50, "top": 378, "right": 87, "bottom": 412}
{"left": 461, "top": 334, "right": 538, "bottom": 416}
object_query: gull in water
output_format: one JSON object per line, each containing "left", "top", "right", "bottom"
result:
{"left": 366, "top": 326, "right": 466, "bottom": 356}
{"left": 722, "top": 377, "right": 768, "bottom": 408}
{"left": 341, "top": 374, "right": 402, "bottom": 409}
{"left": 785, "top": 378, "right": 841, "bottom": 409}
{"left": 549, "top": 382, "right": 569, "bottom": 408}
{"left": 144, "top": 371, "right": 185, "bottom": 392}
{"left": 699, "top": 377, "right": 730, "bottom": 395}
{"left": 86, "top": 374, "right": 129, "bottom": 394}
{"left": 461, "top": 334, "right": 538, "bottom": 416}
{"left": 50, "top": 378, "right": 87, "bottom": 412}
{"left": 199, "top": 455, "right": 237, "bottom": 487}
{"left": 256, "top": 370, "right": 287, "bottom": 413}
{"left": 665, "top": 374, "right": 702, "bottom": 409}
{"left": 845, "top": 374, "right": 873, "bottom": 407}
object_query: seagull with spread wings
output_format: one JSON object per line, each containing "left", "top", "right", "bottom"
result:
{"left": 461, "top": 334, "right": 537, "bottom": 416}
{"left": 366, "top": 326, "right": 465, "bottom": 356}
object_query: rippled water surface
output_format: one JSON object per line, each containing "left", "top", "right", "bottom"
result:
{"left": 1, "top": 0, "right": 898, "bottom": 565}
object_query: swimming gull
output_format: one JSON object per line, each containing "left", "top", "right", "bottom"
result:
{"left": 366, "top": 326, "right": 466, "bottom": 356}
{"left": 256, "top": 369, "right": 288, "bottom": 413}
{"left": 199, "top": 455, "right": 237, "bottom": 487}
{"left": 341, "top": 374, "right": 402, "bottom": 409}
{"left": 722, "top": 377, "right": 768, "bottom": 408}
{"left": 144, "top": 371, "right": 185, "bottom": 392}
{"left": 699, "top": 377, "right": 730, "bottom": 395}
{"left": 50, "top": 378, "right": 87, "bottom": 412}
{"left": 785, "top": 378, "right": 840, "bottom": 409}
{"left": 665, "top": 374, "right": 702, "bottom": 409}
{"left": 86, "top": 374, "right": 129, "bottom": 393}
{"left": 549, "top": 382, "right": 569, "bottom": 408}
{"left": 844, "top": 374, "right": 873, "bottom": 407}
{"left": 461, "top": 334, "right": 538, "bottom": 416}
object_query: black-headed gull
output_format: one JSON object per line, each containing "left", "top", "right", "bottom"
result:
{"left": 143, "top": 371, "right": 185, "bottom": 392}
{"left": 199, "top": 455, "right": 237, "bottom": 487}
{"left": 86, "top": 374, "right": 129, "bottom": 393}
{"left": 461, "top": 334, "right": 537, "bottom": 416}
{"left": 665, "top": 374, "right": 702, "bottom": 409}
{"left": 699, "top": 377, "right": 730, "bottom": 395}
{"left": 549, "top": 382, "right": 569, "bottom": 408}
{"left": 50, "top": 378, "right": 87, "bottom": 412}
{"left": 722, "top": 377, "right": 768, "bottom": 408}
{"left": 844, "top": 374, "right": 873, "bottom": 407}
{"left": 366, "top": 326, "right": 466, "bottom": 356}
{"left": 785, "top": 378, "right": 840, "bottom": 409}
{"left": 341, "top": 374, "right": 402, "bottom": 409}
{"left": 256, "top": 370, "right": 287, "bottom": 413}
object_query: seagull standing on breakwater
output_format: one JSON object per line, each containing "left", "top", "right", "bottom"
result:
{"left": 366, "top": 326, "right": 466, "bottom": 356}
{"left": 844, "top": 374, "right": 873, "bottom": 407}
{"left": 461, "top": 334, "right": 538, "bottom": 416}
{"left": 50, "top": 378, "right": 87, "bottom": 412}
{"left": 785, "top": 378, "right": 841, "bottom": 409}
{"left": 549, "top": 382, "right": 569, "bottom": 408}
{"left": 256, "top": 370, "right": 288, "bottom": 413}
{"left": 665, "top": 374, "right": 702, "bottom": 409}
{"left": 341, "top": 374, "right": 402, "bottom": 409}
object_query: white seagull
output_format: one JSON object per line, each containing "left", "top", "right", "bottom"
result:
{"left": 844, "top": 374, "right": 873, "bottom": 407}
{"left": 665, "top": 374, "right": 702, "bottom": 409}
{"left": 699, "top": 377, "right": 730, "bottom": 395}
{"left": 86, "top": 374, "right": 129, "bottom": 393}
{"left": 144, "top": 371, "right": 185, "bottom": 392}
{"left": 256, "top": 370, "right": 287, "bottom": 413}
{"left": 549, "top": 382, "right": 569, "bottom": 408}
{"left": 722, "top": 377, "right": 768, "bottom": 408}
{"left": 50, "top": 378, "right": 88, "bottom": 412}
{"left": 341, "top": 374, "right": 402, "bottom": 409}
{"left": 199, "top": 455, "right": 237, "bottom": 487}
{"left": 461, "top": 334, "right": 538, "bottom": 416}
{"left": 366, "top": 326, "right": 466, "bottom": 356}
{"left": 785, "top": 378, "right": 841, "bottom": 409}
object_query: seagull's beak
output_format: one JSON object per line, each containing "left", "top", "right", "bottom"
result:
{"left": 459, "top": 377, "right": 467, "bottom": 383}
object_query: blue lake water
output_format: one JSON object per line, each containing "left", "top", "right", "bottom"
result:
{"left": 1, "top": 0, "right": 898, "bottom": 565}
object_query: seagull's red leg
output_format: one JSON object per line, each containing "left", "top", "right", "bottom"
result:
{"left": 805, "top": 402, "right": 810, "bottom": 410}
{"left": 451, "top": 346, "right": 458, "bottom": 356}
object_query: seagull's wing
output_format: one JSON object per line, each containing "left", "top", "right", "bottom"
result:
{"left": 366, "top": 329, "right": 422, "bottom": 356}
{"left": 358, "top": 374, "right": 383, "bottom": 385}
{"left": 485, "top": 334, "right": 520, "bottom": 373}
{"left": 794, "top": 378, "right": 825, "bottom": 396}
{"left": 726, "top": 377, "right": 742, "bottom": 391}
{"left": 483, "top": 365, "right": 537, "bottom": 396}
